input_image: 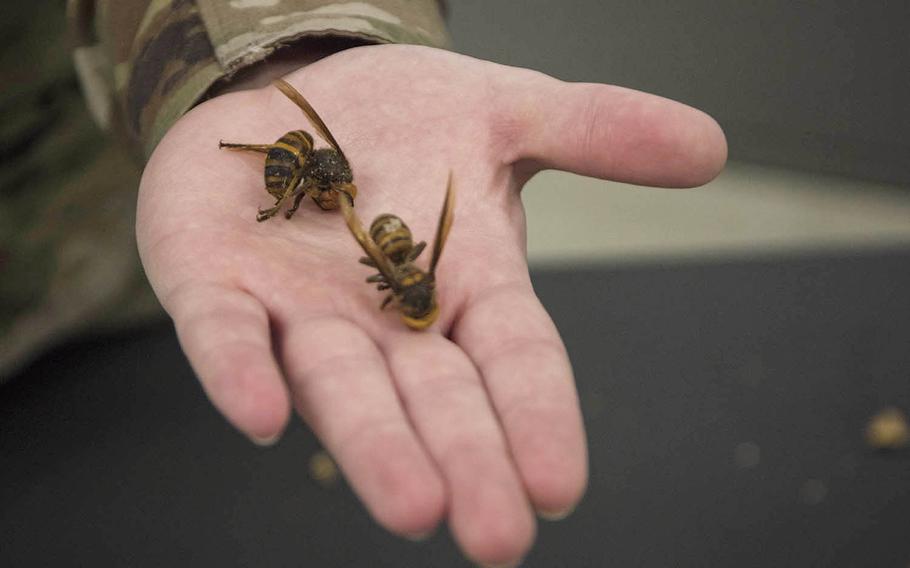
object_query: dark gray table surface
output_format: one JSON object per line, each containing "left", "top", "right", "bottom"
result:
{"left": 2, "top": 250, "right": 909, "bottom": 567}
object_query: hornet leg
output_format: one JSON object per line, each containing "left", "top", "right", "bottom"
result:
{"left": 407, "top": 241, "right": 427, "bottom": 262}
{"left": 288, "top": 181, "right": 322, "bottom": 215}
{"left": 284, "top": 193, "right": 306, "bottom": 219}
{"left": 218, "top": 142, "right": 274, "bottom": 153}
{"left": 258, "top": 178, "right": 302, "bottom": 222}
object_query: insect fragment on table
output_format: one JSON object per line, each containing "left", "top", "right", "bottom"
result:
{"left": 219, "top": 79, "right": 357, "bottom": 222}
{"left": 340, "top": 173, "right": 456, "bottom": 330}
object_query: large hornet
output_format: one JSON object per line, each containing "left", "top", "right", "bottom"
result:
{"left": 340, "top": 173, "right": 455, "bottom": 330}
{"left": 219, "top": 79, "right": 356, "bottom": 221}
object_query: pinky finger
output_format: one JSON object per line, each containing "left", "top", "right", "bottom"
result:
{"left": 166, "top": 282, "right": 291, "bottom": 444}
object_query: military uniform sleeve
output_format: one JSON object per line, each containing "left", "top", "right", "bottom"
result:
{"left": 1, "top": 4, "right": 160, "bottom": 380}
{"left": 0, "top": 2, "right": 449, "bottom": 380}
{"left": 70, "top": 0, "right": 450, "bottom": 159}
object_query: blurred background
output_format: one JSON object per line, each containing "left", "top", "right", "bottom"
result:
{"left": 2, "top": 2, "right": 909, "bottom": 567}
{"left": 448, "top": 1, "right": 910, "bottom": 264}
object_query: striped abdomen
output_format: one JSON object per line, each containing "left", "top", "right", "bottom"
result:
{"left": 397, "top": 263, "right": 428, "bottom": 289}
{"left": 396, "top": 265, "right": 435, "bottom": 321}
{"left": 370, "top": 214, "right": 414, "bottom": 265}
{"left": 263, "top": 130, "right": 313, "bottom": 198}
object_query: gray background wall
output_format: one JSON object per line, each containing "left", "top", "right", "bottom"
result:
{"left": 447, "top": 1, "right": 910, "bottom": 186}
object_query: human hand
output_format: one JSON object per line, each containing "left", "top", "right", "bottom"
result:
{"left": 137, "top": 44, "right": 726, "bottom": 566}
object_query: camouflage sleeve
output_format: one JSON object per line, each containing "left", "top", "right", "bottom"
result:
{"left": 0, "top": 1, "right": 448, "bottom": 380}
{"left": 1, "top": 3, "right": 160, "bottom": 380}
{"left": 71, "top": 0, "right": 450, "bottom": 159}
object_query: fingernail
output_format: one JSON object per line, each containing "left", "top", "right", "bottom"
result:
{"left": 249, "top": 433, "right": 281, "bottom": 447}
{"left": 538, "top": 506, "right": 575, "bottom": 521}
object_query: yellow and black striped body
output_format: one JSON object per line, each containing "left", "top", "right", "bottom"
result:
{"left": 220, "top": 79, "right": 358, "bottom": 222}
{"left": 370, "top": 214, "right": 415, "bottom": 265}
{"left": 341, "top": 174, "right": 454, "bottom": 331}
{"left": 360, "top": 212, "right": 435, "bottom": 325}
{"left": 264, "top": 130, "right": 314, "bottom": 199}
{"left": 397, "top": 263, "right": 429, "bottom": 290}
{"left": 393, "top": 264, "right": 436, "bottom": 324}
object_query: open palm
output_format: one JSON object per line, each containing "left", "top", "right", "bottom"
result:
{"left": 137, "top": 44, "right": 726, "bottom": 566}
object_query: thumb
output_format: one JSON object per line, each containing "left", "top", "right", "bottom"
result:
{"left": 498, "top": 75, "right": 727, "bottom": 188}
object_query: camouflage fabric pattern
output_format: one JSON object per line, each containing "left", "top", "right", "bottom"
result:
{"left": 1, "top": 0, "right": 447, "bottom": 379}
{"left": 197, "top": 0, "right": 449, "bottom": 69}
{"left": 1, "top": 0, "right": 161, "bottom": 379}
{"left": 74, "top": 0, "right": 450, "bottom": 158}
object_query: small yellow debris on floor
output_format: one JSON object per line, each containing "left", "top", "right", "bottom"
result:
{"left": 865, "top": 407, "right": 910, "bottom": 450}
{"left": 309, "top": 450, "right": 340, "bottom": 487}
